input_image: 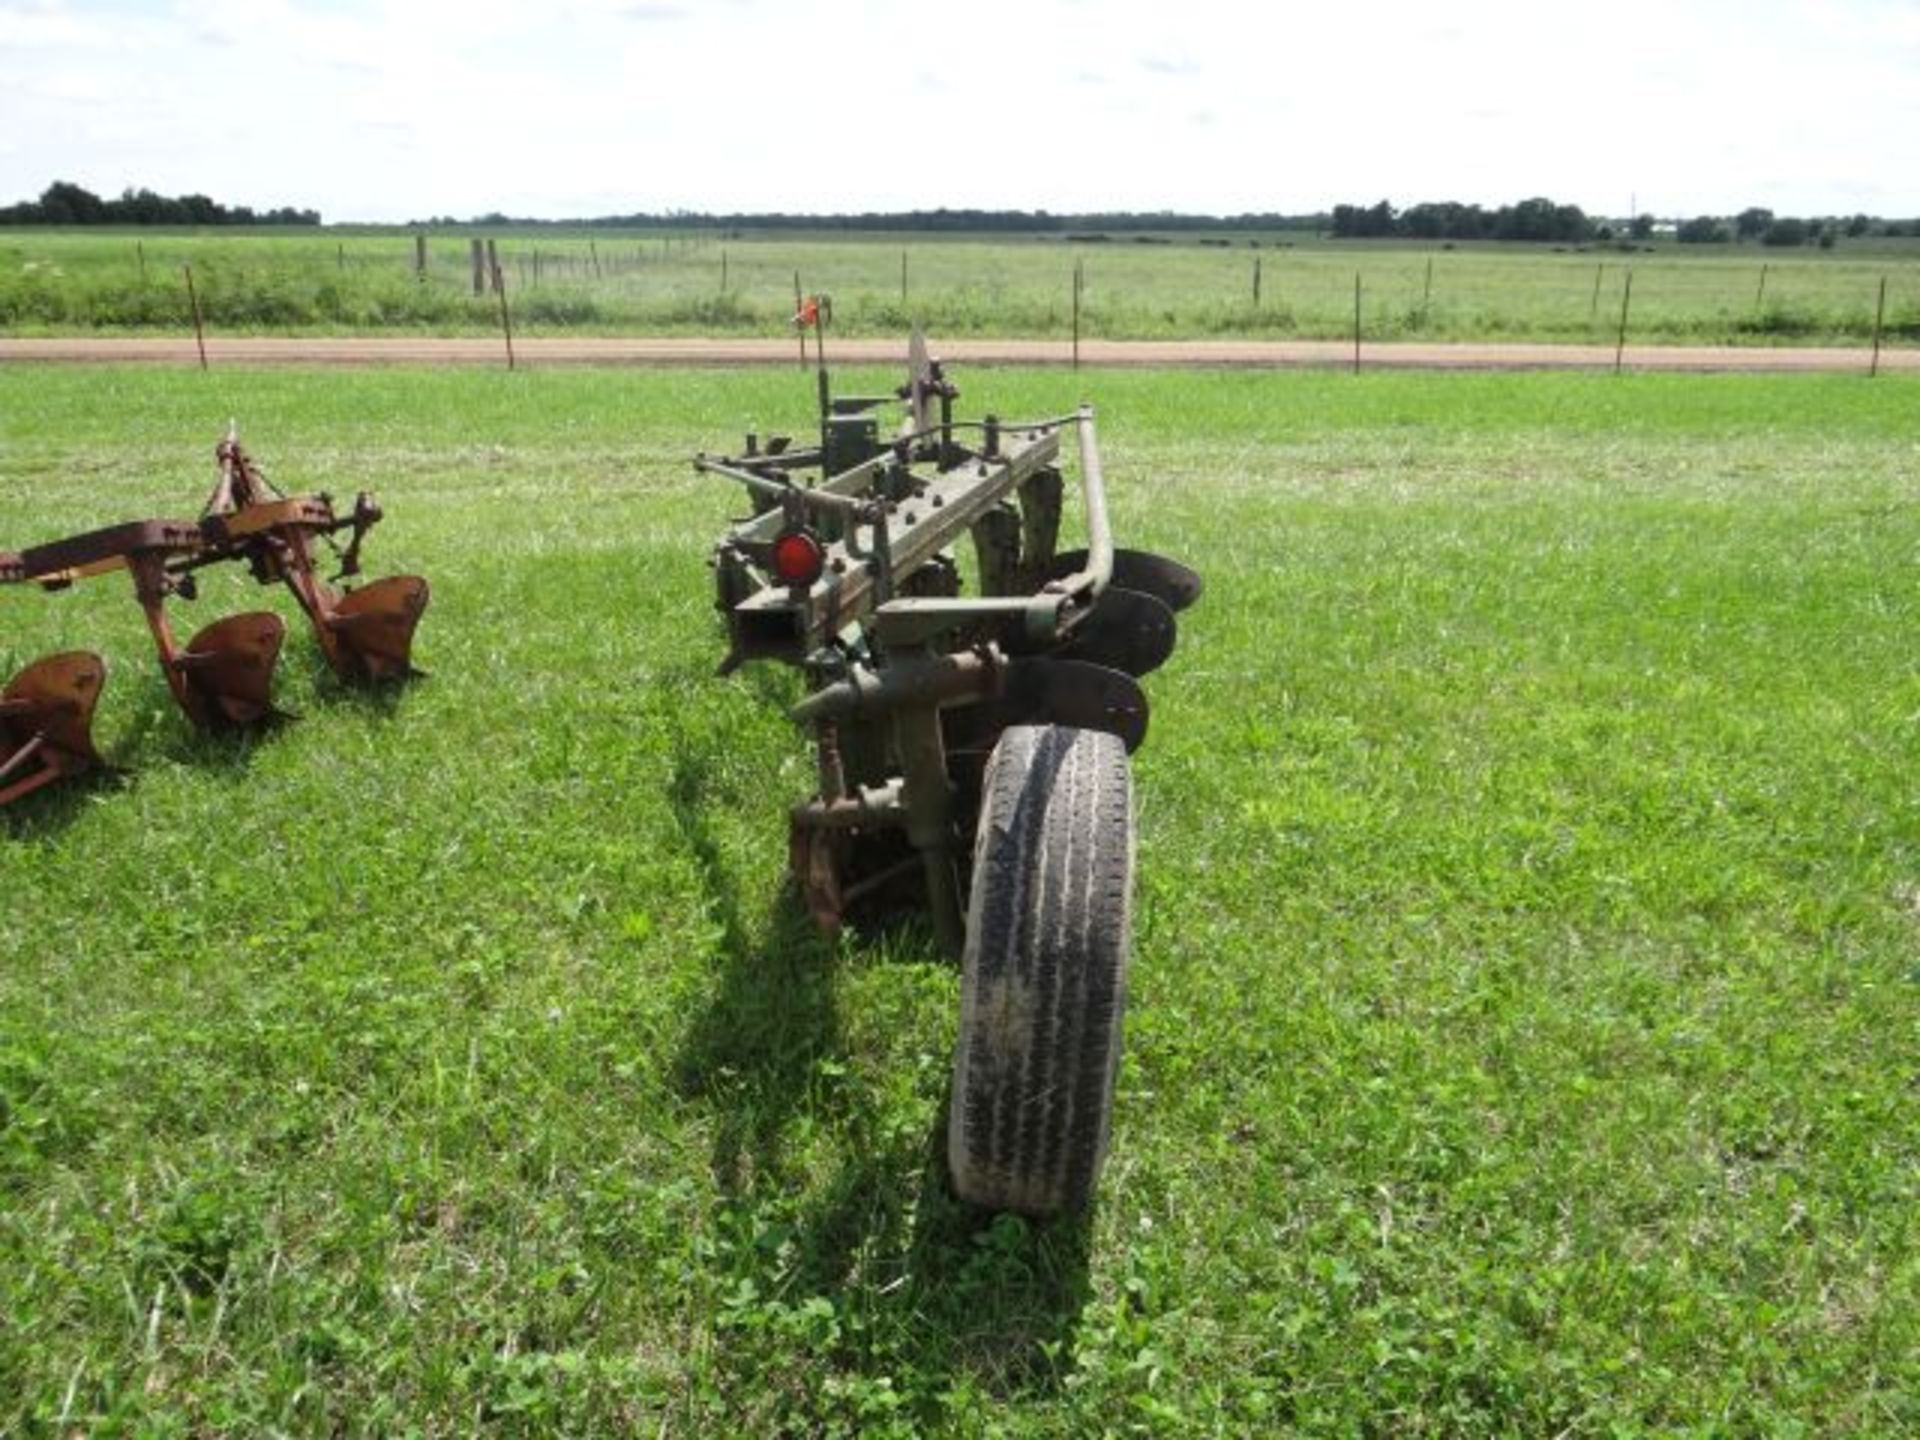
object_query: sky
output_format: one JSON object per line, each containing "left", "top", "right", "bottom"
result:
{"left": 1, "top": 0, "right": 1916, "bottom": 223}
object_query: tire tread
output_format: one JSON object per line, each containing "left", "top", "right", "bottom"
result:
{"left": 949, "top": 724, "right": 1134, "bottom": 1216}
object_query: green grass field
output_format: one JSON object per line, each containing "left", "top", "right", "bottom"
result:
{"left": 3, "top": 364, "right": 1918, "bottom": 1435}
{"left": 3, "top": 228, "right": 1919, "bottom": 347}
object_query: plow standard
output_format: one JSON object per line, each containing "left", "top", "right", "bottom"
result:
{"left": 702, "top": 331, "right": 1200, "bottom": 1215}
{"left": 1, "top": 430, "right": 428, "bottom": 805}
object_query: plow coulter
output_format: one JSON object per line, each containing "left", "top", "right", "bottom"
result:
{"left": 701, "top": 331, "right": 1200, "bottom": 1216}
{"left": 0, "top": 428, "right": 428, "bottom": 806}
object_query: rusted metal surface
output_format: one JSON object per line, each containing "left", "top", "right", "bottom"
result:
{"left": 189, "top": 432, "right": 430, "bottom": 683}
{"left": 164, "top": 610, "right": 287, "bottom": 728}
{"left": 8, "top": 516, "right": 284, "bottom": 733}
{"left": 1, "top": 426, "right": 429, "bottom": 799}
{"left": 701, "top": 330, "right": 1198, "bottom": 943}
{"left": 0, "top": 651, "right": 107, "bottom": 807}
{"left": 18, "top": 519, "right": 203, "bottom": 584}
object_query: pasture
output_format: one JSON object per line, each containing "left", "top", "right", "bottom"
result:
{"left": 2, "top": 228, "right": 1919, "bottom": 347}
{"left": 2, "top": 364, "right": 1918, "bottom": 1434}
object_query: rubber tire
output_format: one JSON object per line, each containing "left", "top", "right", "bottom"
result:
{"left": 948, "top": 724, "right": 1135, "bottom": 1217}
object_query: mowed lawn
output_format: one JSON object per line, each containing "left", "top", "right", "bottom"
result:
{"left": 2, "top": 365, "right": 1916, "bottom": 1435}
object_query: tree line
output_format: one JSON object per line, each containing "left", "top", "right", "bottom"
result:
{"left": 1332, "top": 197, "right": 1919, "bottom": 246}
{"left": 7, "top": 181, "right": 1915, "bottom": 244}
{"left": 0, "top": 181, "right": 320, "bottom": 227}
{"left": 1672, "top": 208, "right": 1911, "bottom": 247}
{"left": 1332, "top": 198, "right": 1597, "bottom": 242}
{"left": 425, "top": 208, "right": 1334, "bottom": 233}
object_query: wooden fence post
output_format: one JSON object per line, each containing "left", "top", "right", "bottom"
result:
{"left": 1869, "top": 275, "right": 1887, "bottom": 378}
{"left": 1253, "top": 255, "right": 1262, "bottom": 306}
{"left": 1072, "top": 260, "right": 1083, "bottom": 371}
{"left": 414, "top": 233, "right": 427, "bottom": 281}
{"left": 1756, "top": 263, "right": 1769, "bottom": 310}
{"left": 183, "top": 264, "right": 208, "bottom": 371}
{"left": 495, "top": 258, "right": 515, "bottom": 371}
{"left": 487, "top": 239, "right": 501, "bottom": 295}
{"left": 1614, "top": 269, "right": 1634, "bottom": 374}
{"left": 1590, "top": 262, "right": 1603, "bottom": 320}
{"left": 1352, "top": 271, "right": 1362, "bottom": 374}
{"left": 471, "top": 239, "right": 485, "bottom": 296}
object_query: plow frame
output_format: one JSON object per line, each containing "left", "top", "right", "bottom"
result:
{"left": 2, "top": 430, "right": 429, "bottom": 806}
{"left": 701, "top": 339, "right": 1197, "bottom": 953}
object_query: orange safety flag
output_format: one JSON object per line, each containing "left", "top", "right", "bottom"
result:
{"left": 793, "top": 296, "right": 820, "bottom": 328}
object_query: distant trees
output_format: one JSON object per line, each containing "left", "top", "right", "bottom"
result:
{"left": 1673, "top": 209, "right": 1899, "bottom": 247}
{"left": 1502, "top": 198, "right": 1595, "bottom": 242}
{"left": 1400, "top": 202, "right": 1487, "bottom": 240}
{"left": 543, "top": 208, "right": 1335, "bottom": 234}
{"left": 1762, "top": 216, "right": 1809, "bottom": 247}
{"left": 1349, "top": 199, "right": 1902, "bottom": 250}
{"left": 1329, "top": 200, "right": 1398, "bottom": 238}
{"left": 8, "top": 182, "right": 1885, "bottom": 247}
{"left": 1676, "top": 216, "right": 1730, "bottom": 243}
{"left": 0, "top": 181, "right": 319, "bottom": 226}
{"left": 1330, "top": 196, "right": 1593, "bottom": 243}
{"left": 35, "top": 180, "right": 108, "bottom": 224}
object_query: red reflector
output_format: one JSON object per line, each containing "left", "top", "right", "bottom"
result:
{"left": 770, "top": 529, "right": 825, "bottom": 587}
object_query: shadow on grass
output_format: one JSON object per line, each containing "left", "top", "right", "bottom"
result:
{"left": 665, "top": 715, "right": 1092, "bottom": 1411}
{"left": 2, "top": 704, "right": 291, "bottom": 827}
{"left": 282, "top": 638, "right": 430, "bottom": 719}
{"left": 6, "top": 646, "right": 426, "bottom": 824}
{"left": 667, "top": 726, "right": 841, "bottom": 1192}
{"left": 796, "top": 1107, "right": 1097, "bottom": 1405}
{"left": 0, "top": 762, "right": 127, "bottom": 839}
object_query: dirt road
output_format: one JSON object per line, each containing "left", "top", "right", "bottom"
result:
{"left": 0, "top": 335, "right": 1912, "bottom": 372}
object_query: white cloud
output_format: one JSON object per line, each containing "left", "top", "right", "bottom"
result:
{"left": 0, "top": 0, "right": 1912, "bottom": 219}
